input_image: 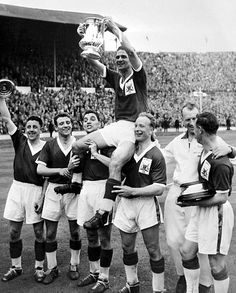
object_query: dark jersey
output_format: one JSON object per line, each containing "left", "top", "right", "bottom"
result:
{"left": 11, "top": 129, "right": 44, "bottom": 186}
{"left": 105, "top": 66, "right": 148, "bottom": 122}
{"left": 123, "top": 144, "right": 166, "bottom": 188}
{"left": 37, "top": 137, "right": 73, "bottom": 184}
{"left": 198, "top": 152, "right": 234, "bottom": 196}
{"left": 78, "top": 147, "right": 115, "bottom": 181}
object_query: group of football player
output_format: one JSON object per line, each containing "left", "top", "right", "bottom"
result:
{"left": 1, "top": 17, "right": 235, "bottom": 293}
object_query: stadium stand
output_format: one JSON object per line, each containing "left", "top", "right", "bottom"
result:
{"left": 0, "top": 4, "right": 235, "bottom": 133}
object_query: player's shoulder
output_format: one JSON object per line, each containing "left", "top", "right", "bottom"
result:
{"left": 43, "top": 137, "right": 57, "bottom": 148}
{"left": 212, "top": 155, "right": 233, "bottom": 168}
{"left": 147, "top": 144, "right": 165, "bottom": 161}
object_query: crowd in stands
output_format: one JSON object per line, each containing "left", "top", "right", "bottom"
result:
{"left": 0, "top": 49, "right": 236, "bottom": 134}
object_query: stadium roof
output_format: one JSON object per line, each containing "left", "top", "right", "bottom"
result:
{"left": 0, "top": 3, "right": 126, "bottom": 30}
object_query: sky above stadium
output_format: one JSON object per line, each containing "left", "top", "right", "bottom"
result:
{"left": 1, "top": 0, "right": 236, "bottom": 53}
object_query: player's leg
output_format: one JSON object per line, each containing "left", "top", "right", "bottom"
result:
{"left": 84, "top": 141, "right": 135, "bottom": 230}
{"left": 33, "top": 220, "right": 45, "bottom": 282}
{"left": 77, "top": 229, "right": 100, "bottom": 287}
{"left": 118, "top": 230, "right": 140, "bottom": 293}
{"left": 68, "top": 219, "right": 81, "bottom": 280}
{"left": 180, "top": 240, "right": 199, "bottom": 293}
{"left": 198, "top": 254, "right": 213, "bottom": 292}
{"left": 72, "top": 129, "right": 108, "bottom": 153}
{"left": 142, "top": 224, "right": 165, "bottom": 293}
{"left": 2, "top": 221, "right": 23, "bottom": 282}
{"left": 164, "top": 184, "right": 190, "bottom": 292}
{"left": 208, "top": 254, "right": 229, "bottom": 293}
{"left": 88, "top": 224, "right": 113, "bottom": 293}
{"left": 43, "top": 220, "right": 59, "bottom": 285}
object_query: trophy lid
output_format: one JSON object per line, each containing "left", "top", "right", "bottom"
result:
{"left": 85, "top": 17, "right": 103, "bottom": 24}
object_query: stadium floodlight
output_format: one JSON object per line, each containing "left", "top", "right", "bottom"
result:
{"left": 192, "top": 88, "right": 207, "bottom": 112}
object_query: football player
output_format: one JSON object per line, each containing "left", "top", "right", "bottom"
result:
{"left": 0, "top": 96, "right": 47, "bottom": 283}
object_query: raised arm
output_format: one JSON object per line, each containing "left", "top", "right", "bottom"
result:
{"left": 0, "top": 97, "right": 16, "bottom": 133}
{"left": 104, "top": 17, "right": 142, "bottom": 71}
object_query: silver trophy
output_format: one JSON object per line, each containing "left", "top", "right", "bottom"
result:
{"left": 0, "top": 79, "right": 15, "bottom": 99}
{"left": 78, "top": 17, "right": 105, "bottom": 60}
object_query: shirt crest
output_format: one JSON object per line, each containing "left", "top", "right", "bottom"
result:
{"left": 125, "top": 79, "right": 136, "bottom": 96}
{"left": 200, "top": 160, "right": 211, "bottom": 180}
{"left": 139, "top": 157, "right": 152, "bottom": 175}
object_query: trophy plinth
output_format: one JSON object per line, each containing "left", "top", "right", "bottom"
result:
{"left": 0, "top": 79, "right": 15, "bottom": 99}
{"left": 78, "top": 17, "right": 105, "bottom": 60}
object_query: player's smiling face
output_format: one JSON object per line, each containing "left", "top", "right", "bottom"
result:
{"left": 56, "top": 116, "right": 72, "bottom": 137}
{"left": 25, "top": 120, "right": 41, "bottom": 141}
{"left": 83, "top": 113, "right": 100, "bottom": 133}
{"left": 115, "top": 49, "right": 130, "bottom": 71}
{"left": 134, "top": 116, "right": 153, "bottom": 142}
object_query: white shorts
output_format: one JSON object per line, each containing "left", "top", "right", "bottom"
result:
{"left": 164, "top": 183, "right": 194, "bottom": 248}
{"left": 4, "top": 180, "right": 43, "bottom": 224}
{"left": 114, "top": 196, "right": 163, "bottom": 233}
{"left": 185, "top": 201, "right": 234, "bottom": 255}
{"left": 42, "top": 182, "right": 78, "bottom": 221}
{"left": 99, "top": 120, "right": 135, "bottom": 147}
{"left": 77, "top": 180, "right": 106, "bottom": 226}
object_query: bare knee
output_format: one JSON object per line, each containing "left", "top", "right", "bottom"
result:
{"left": 87, "top": 230, "right": 99, "bottom": 247}
{"left": 121, "top": 241, "right": 135, "bottom": 255}
{"left": 70, "top": 229, "right": 80, "bottom": 241}
{"left": 180, "top": 245, "right": 195, "bottom": 260}
{"left": 46, "top": 226, "right": 57, "bottom": 242}
{"left": 209, "top": 255, "right": 228, "bottom": 276}
{"left": 33, "top": 222, "right": 44, "bottom": 242}
{"left": 10, "top": 228, "right": 21, "bottom": 242}
{"left": 146, "top": 243, "right": 162, "bottom": 260}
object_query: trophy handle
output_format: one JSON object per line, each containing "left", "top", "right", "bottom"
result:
{"left": 99, "top": 19, "right": 106, "bottom": 51}
{"left": 0, "top": 79, "right": 15, "bottom": 99}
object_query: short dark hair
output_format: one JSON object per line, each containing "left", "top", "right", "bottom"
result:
{"left": 54, "top": 112, "right": 72, "bottom": 126}
{"left": 116, "top": 46, "right": 128, "bottom": 54}
{"left": 138, "top": 112, "right": 156, "bottom": 128}
{"left": 181, "top": 102, "right": 198, "bottom": 116}
{"left": 196, "top": 112, "right": 219, "bottom": 135}
{"left": 83, "top": 110, "right": 100, "bottom": 121}
{"left": 26, "top": 116, "right": 43, "bottom": 127}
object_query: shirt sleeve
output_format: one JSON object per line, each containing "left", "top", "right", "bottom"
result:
{"left": 212, "top": 163, "right": 232, "bottom": 192}
{"left": 37, "top": 142, "right": 50, "bottom": 166}
{"left": 151, "top": 150, "right": 167, "bottom": 185}
{"left": 133, "top": 66, "right": 147, "bottom": 88}
{"left": 105, "top": 68, "right": 119, "bottom": 89}
{"left": 11, "top": 129, "right": 26, "bottom": 151}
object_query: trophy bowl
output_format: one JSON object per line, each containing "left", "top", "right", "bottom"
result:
{"left": 78, "top": 17, "right": 105, "bottom": 60}
{"left": 177, "top": 181, "right": 213, "bottom": 202}
{"left": 0, "top": 79, "right": 15, "bottom": 99}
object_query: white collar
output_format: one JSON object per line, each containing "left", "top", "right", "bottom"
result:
{"left": 134, "top": 142, "right": 156, "bottom": 163}
{"left": 119, "top": 70, "right": 133, "bottom": 89}
{"left": 57, "top": 136, "right": 75, "bottom": 156}
{"left": 27, "top": 139, "right": 46, "bottom": 156}
{"left": 200, "top": 150, "right": 212, "bottom": 164}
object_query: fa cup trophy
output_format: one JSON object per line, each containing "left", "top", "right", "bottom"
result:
{"left": 78, "top": 17, "right": 105, "bottom": 60}
{"left": 0, "top": 79, "right": 15, "bottom": 99}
